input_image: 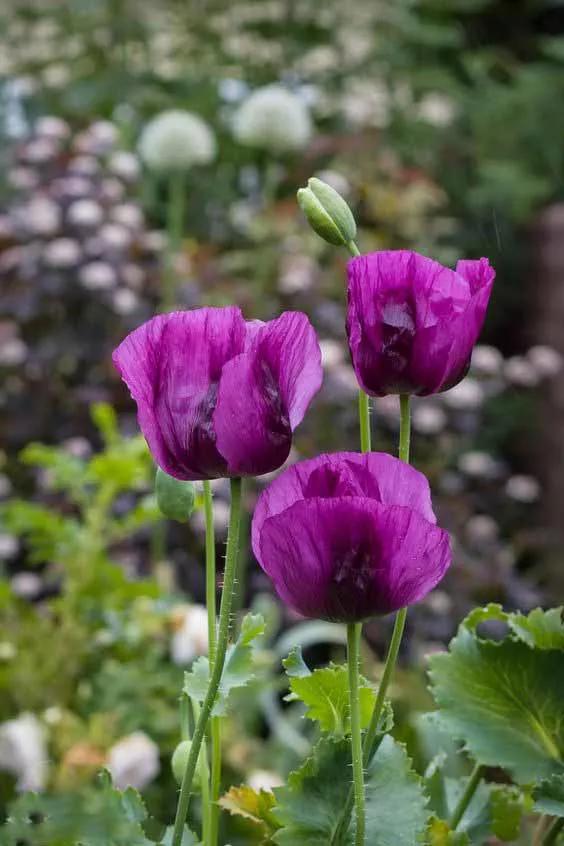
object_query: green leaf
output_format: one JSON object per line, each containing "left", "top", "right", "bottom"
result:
{"left": 91, "top": 402, "right": 119, "bottom": 445}
{"left": 508, "top": 608, "right": 564, "bottom": 650}
{"left": 272, "top": 735, "right": 429, "bottom": 845}
{"left": 219, "top": 785, "right": 280, "bottom": 836}
{"left": 183, "top": 612, "right": 265, "bottom": 716}
{"left": 285, "top": 662, "right": 376, "bottom": 736}
{"left": 429, "top": 606, "right": 564, "bottom": 783}
{"left": 491, "top": 786, "right": 531, "bottom": 841}
{"left": 282, "top": 646, "right": 311, "bottom": 678}
{"left": 533, "top": 774, "right": 564, "bottom": 817}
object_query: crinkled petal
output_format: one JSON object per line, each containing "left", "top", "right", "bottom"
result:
{"left": 112, "top": 307, "right": 246, "bottom": 480}
{"left": 214, "top": 312, "right": 322, "bottom": 477}
{"left": 346, "top": 250, "right": 493, "bottom": 396}
{"left": 252, "top": 451, "right": 436, "bottom": 562}
{"left": 258, "top": 497, "right": 451, "bottom": 622}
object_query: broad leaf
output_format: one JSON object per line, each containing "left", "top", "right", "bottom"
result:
{"left": 219, "top": 785, "right": 279, "bottom": 837}
{"left": 533, "top": 774, "right": 564, "bottom": 817}
{"left": 184, "top": 613, "right": 265, "bottom": 716}
{"left": 273, "top": 734, "right": 429, "bottom": 845}
{"left": 429, "top": 606, "right": 564, "bottom": 783}
{"left": 286, "top": 666, "right": 376, "bottom": 736}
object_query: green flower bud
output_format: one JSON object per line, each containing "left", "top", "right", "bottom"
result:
{"left": 297, "top": 176, "right": 357, "bottom": 248}
{"left": 155, "top": 468, "right": 195, "bottom": 522}
{"left": 171, "top": 739, "right": 205, "bottom": 788}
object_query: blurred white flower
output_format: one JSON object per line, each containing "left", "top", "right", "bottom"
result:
{"left": 7, "top": 167, "right": 39, "bottom": 191}
{"left": 278, "top": 254, "right": 317, "bottom": 294}
{"left": 22, "top": 138, "right": 59, "bottom": 164}
{"left": 108, "top": 151, "right": 140, "bottom": 182}
{"left": 341, "top": 79, "right": 390, "bottom": 129}
{"left": 69, "top": 155, "right": 100, "bottom": 177}
{"left": 505, "top": 356, "right": 539, "bottom": 387}
{"left": 412, "top": 404, "right": 447, "bottom": 436}
{"left": 110, "top": 204, "right": 144, "bottom": 229}
{"left": 67, "top": 199, "right": 104, "bottom": 228}
{"left": 471, "top": 344, "right": 504, "bottom": 377}
{"left": 24, "top": 197, "right": 61, "bottom": 236}
{"left": 0, "top": 337, "right": 27, "bottom": 366}
{"left": 218, "top": 77, "right": 249, "bottom": 103}
{"left": 0, "top": 534, "right": 19, "bottom": 560}
{"left": 248, "top": 769, "right": 284, "bottom": 792}
{"left": 466, "top": 514, "right": 499, "bottom": 545}
{"left": 98, "top": 223, "right": 132, "bottom": 251}
{"left": 11, "top": 572, "right": 42, "bottom": 599}
{"left": 319, "top": 339, "right": 344, "bottom": 370}
{"left": 233, "top": 85, "right": 312, "bottom": 153}
{"left": 79, "top": 262, "right": 117, "bottom": 291}
{"left": 43, "top": 237, "right": 82, "bottom": 268}
{"left": 442, "top": 378, "right": 484, "bottom": 410}
{"left": 458, "top": 450, "right": 501, "bottom": 479}
{"left": 505, "top": 475, "right": 540, "bottom": 503}
{"left": 35, "top": 116, "right": 70, "bottom": 140}
{"left": 528, "top": 345, "right": 563, "bottom": 379}
{"left": 0, "top": 713, "right": 48, "bottom": 791}
{"left": 170, "top": 604, "right": 209, "bottom": 666}
{"left": 107, "top": 732, "right": 160, "bottom": 790}
{"left": 112, "top": 288, "right": 139, "bottom": 315}
{"left": 139, "top": 110, "right": 216, "bottom": 173}
{"left": 417, "top": 93, "right": 456, "bottom": 127}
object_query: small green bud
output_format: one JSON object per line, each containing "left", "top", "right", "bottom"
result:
{"left": 171, "top": 739, "right": 204, "bottom": 788}
{"left": 155, "top": 468, "right": 195, "bottom": 522}
{"left": 297, "top": 176, "right": 357, "bottom": 248}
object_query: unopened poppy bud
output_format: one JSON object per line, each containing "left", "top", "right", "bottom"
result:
{"left": 297, "top": 177, "right": 357, "bottom": 248}
{"left": 171, "top": 739, "right": 205, "bottom": 787}
{"left": 155, "top": 468, "right": 195, "bottom": 521}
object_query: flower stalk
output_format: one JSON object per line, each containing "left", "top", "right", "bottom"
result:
{"left": 347, "top": 622, "right": 366, "bottom": 846}
{"left": 449, "top": 763, "right": 483, "bottom": 830}
{"left": 170, "top": 477, "right": 243, "bottom": 846}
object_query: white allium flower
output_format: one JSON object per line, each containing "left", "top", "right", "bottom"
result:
{"left": 417, "top": 93, "right": 456, "bottom": 127}
{"left": 505, "top": 475, "right": 540, "bottom": 503}
{"left": 79, "top": 262, "right": 118, "bottom": 291}
{"left": 22, "top": 138, "right": 59, "bottom": 164}
{"left": 248, "top": 769, "right": 284, "bottom": 792}
{"left": 528, "top": 345, "right": 563, "bottom": 378}
{"left": 412, "top": 404, "right": 447, "bottom": 436}
{"left": 98, "top": 223, "right": 131, "bottom": 251}
{"left": 458, "top": 451, "right": 501, "bottom": 479}
{"left": 43, "top": 238, "right": 82, "bottom": 268}
{"left": 466, "top": 515, "right": 499, "bottom": 545}
{"left": 319, "top": 339, "right": 344, "bottom": 370}
{"left": 69, "top": 155, "right": 100, "bottom": 177}
{"left": 505, "top": 356, "right": 539, "bottom": 387}
{"left": 424, "top": 590, "right": 453, "bottom": 615}
{"left": 139, "top": 110, "right": 216, "bottom": 173}
{"left": 67, "top": 199, "right": 104, "bottom": 228}
{"left": 442, "top": 378, "right": 484, "bottom": 410}
{"left": 170, "top": 604, "right": 209, "bottom": 665}
{"left": 471, "top": 344, "right": 504, "bottom": 377}
{"left": 218, "top": 77, "right": 249, "bottom": 103}
{"left": 108, "top": 151, "right": 140, "bottom": 182}
{"left": 99, "top": 178, "right": 126, "bottom": 203}
{"left": 7, "top": 167, "right": 39, "bottom": 191}
{"left": 233, "top": 85, "right": 312, "bottom": 153}
{"left": 10, "top": 571, "right": 42, "bottom": 599}
{"left": 25, "top": 197, "right": 61, "bottom": 236}
{"left": 107, "top": 732, "right": 160, "bottom": 790}
{"left": 0, "top": 713, "right": 48, "bottom": 791}
{"left": 341, "top": 79, "right": 390, "bottom": 129}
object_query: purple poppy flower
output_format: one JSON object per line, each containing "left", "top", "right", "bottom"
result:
{"left": 252, "top": 452, "right": 450, "bottom": 622}
{"left": 346, "top": 250, "right": 495, "bottom": 397}
{"left": 112, "top": 307, "right": 322, "bottom": 480}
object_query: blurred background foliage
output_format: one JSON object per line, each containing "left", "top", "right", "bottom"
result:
{"left": 1, "top": 0, "right": 564, "bottom": 842}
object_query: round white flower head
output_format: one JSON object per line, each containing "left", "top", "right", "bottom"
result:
{"left": 471, "top": 344, "right": 504, "bottom": 377}
{"left": 412, "top": 403, "right": 447, "bottom": 436}
{"left": 0, "top": 713, "right": 48, "bottom": 791}
{"left": 505, "top": 474, "right": 540, "bottom": 503}
{"left": 107, "top": 732, "right": 160, "bottom": 790}
{"left": 458, "top": 450, "right": 502, "bottom": 480}
{"left": 528, "top": 345, "right": 563, "bottom": 379}
{"left": 505, "top": 356, "right": 539, "bottom": 387}
{"left": 233, "top": 84, "right": 312, "bottom": 153}
{"left": 139, "top": 110, "right": 216, "bottom": 173}
{"left": 442, "top": 378, "right": 484, "bottom": 411}
{"left": 170, "top": 604, "right": 209, "bottom": 665}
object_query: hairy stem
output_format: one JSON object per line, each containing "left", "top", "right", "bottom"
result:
{"left": 348, "top": 622, "right": 366, "bottom": 846}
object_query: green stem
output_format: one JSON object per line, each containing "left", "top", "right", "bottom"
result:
{"left": 346, "top": 240, "right": 361, "bottom": 257}
{"left": 191, "top": 699, "right": 211, "bottom": 845}
{"left": 398, "top": 394, "right": 411, "bottom": 463}
{"left": 543, "top": 818, "right": 564, "bottom": 846}
{"left": 203, "top": 481, "right": 217, "bottom": 661}
{"left": 203, "top": 480, "right": 221, "bottom": 846}
{"left": 449, "top": 764, "right": 483, "bottom": 830}
{"left": 347, "top": 623, "right": 365, "bottom": 846}
{"left": 163, "top": 171, "right": 186, "bottom": 312}
{"left": 358, "top": 391, "right": 371, "bottom": 453}
{"left": 170, "top": 478, "right": 243, "bottom": 846}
